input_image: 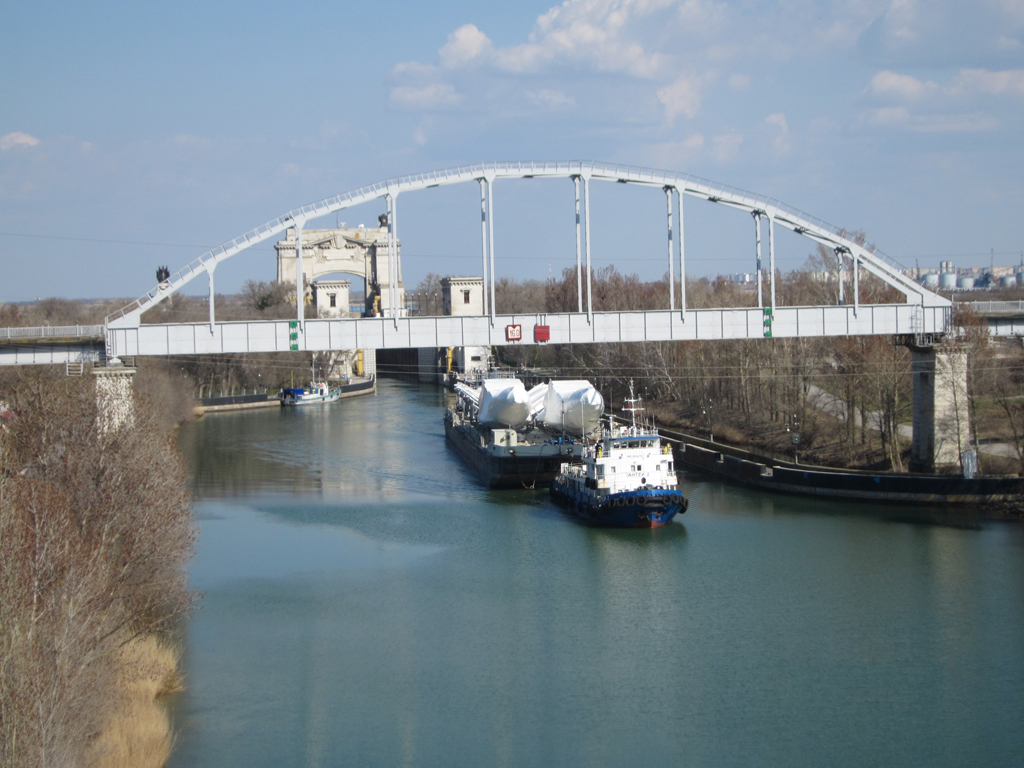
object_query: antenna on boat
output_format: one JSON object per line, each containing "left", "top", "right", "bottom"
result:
{"left": 624, "top": 379, "right": 643, "bottom": 432}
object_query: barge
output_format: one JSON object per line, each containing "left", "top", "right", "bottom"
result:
{"left": 445, "top": 378, "right": 602, "bottom": 489}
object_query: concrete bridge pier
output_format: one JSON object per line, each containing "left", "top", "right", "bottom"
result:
{"left": 93, "top": 365, "right": 136, "bottom": 434}
{"left": 909, "top": 345, "right": 971, "bottom": 474}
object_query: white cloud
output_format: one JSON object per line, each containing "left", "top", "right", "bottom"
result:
{"left": 858, "top": 0, "right": 1024, "bottom": 67}
{"left": 1, "top": 132, "right": 41, "bottom": 151}
{"left": 527, "top": 89, "right": 576, "bottom": 108}
{"left": 912, "top": 113, "right": 1000, "bottom": 131}
{"left": 657, "top": 73, "right": 707, "bottom": 120}
{"left": 393, "top": 61, "right": 437, "bottom": 78}
{"left": 860, "top": 107, "right": 998, "bottom": 131}
{"left": 426, "top": 0, "right": 674, "bottom": 78}
{"left": 869, "top": 67, "right": 1024, "bottom": 102}
{"left": 172, "top": 133, "right": 215, "bottom": 148}
{"left": 952, "top": 68, "right": 1024, "bottom": 96}
{"left": 413, "top": 125, "right": 428, "bottom": 146}
{"left": 710, "top": 130, "right": 742, "bottom": 162}
{"left": 861, "top": 106, "right": 911, "bottom": 126}
{"left": 389, "top": 83, "right": 462, "bottom": 110}
{"left": 439, "top": 24, "right": 493, "bottom": 68}
{"left": 727, "top": 73, "right": 750, "bottom": 90}
{"left": 764, "top": 113, "right": 789, "bottom": 153}
{"left": 869, "top": 70, "right": 937, "bottom": 99}
{"left": 647, "top": 133, "right": 705, "bottom": 167}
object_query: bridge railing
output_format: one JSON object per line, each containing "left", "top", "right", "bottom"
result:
{"left": 960, "top": 300, "right": 1024, "bottom": 314}
{"left": 0, "top": 325, "right": 105, "bottom": 340}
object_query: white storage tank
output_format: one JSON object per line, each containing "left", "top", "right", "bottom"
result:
{"left": 957, "top": 276, "right": 975, "bottom": 290}
{"left": 922, "top": 274, "right": 940, "bottom": 288}
{"left": 1001, "top": 275, "right": 1017, "bottom": 288}
{"left": 939, "top": 272, "right": 957, "bottom": 290}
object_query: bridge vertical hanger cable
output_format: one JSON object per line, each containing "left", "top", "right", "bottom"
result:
{"left": 385, "top": 194, "right": 392, "bottom": 318}
{"left": 487, "top": 177, "right": 496, "bottom": 325}
{"left": 574, "top": 176, "right": 583, "bottom": 314}
{"left": 584, "top": 174, "right": 593, "bottom": 324}
{"left": 665, "top": 186, "right": 675, "bottom": 311}
{"left": 854, "top": 251, "right": 860, "bottom": 317}
{"left": 679, "top": 189, "right": 686, "bottom": 320}
{"left": 392, "top": 194, "right": 401, "bottom": 326}
{"left": 754, "top": 212, "right": 763, "bottom": 308}
{"left": 295, "top": 219, "right": 304, "bottom": 333}
{"left": 208, "top": 263, "right": 216, "bottom": 334}
{"left": 478, "top": 180, "right": 489, "bottom": 315}
{"left": 837, "top": 248, "right": 845, "bottom": 306}
{"left": 768, "top": 214, "right": 777, "bottom": 313}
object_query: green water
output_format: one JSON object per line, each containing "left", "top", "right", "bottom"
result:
{"left": 168, "top": 379, "right": 1024, "bottom": 767}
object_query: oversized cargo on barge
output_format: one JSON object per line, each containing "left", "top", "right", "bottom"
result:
{"left": 444, "top": 378, "right": 602, "bottom": 489}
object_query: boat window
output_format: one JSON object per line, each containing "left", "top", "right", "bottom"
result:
{"left": 668, "top": 462, "right": 674, "bottom": 471}
{"left": 597, "top": 465, "right": 605, "bottom": 478}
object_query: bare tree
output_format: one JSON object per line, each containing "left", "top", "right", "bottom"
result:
{"left": 0, "top": 369, "right": 196, "bottom": 767}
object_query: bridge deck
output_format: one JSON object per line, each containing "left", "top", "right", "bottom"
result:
{"left": 107, "top": 304, "right": 945, "bottom": 358}
{"left": 0, "top": 304, "right": 948, "bottom": 365}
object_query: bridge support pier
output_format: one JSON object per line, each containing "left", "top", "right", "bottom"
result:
{"left": 93, "top": 365, "right": 136, "bottom": 434}
{"left": 909, "top": 346, "right": 971, "bottom": 474}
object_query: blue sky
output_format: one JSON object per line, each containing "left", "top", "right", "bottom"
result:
{"left": 1, "top": 0, "right": 1023, "bottom": 302}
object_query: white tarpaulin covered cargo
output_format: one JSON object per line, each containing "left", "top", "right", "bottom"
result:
{"left": 543, "top": 380, "right": 604, "bottom": 435}
{"left": 477, "top": 379, "right": 530, "bottom": 428}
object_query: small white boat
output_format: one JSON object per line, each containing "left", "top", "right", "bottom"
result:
{"left": 279, "top": 381, "right": 340, "bottom": 406}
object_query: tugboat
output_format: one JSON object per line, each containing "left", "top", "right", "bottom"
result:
{"left": 550, "top": 383, "right": 688, "bottom": 527}
{"left": 444, "top": 378, "right": 603, "bottom": 489}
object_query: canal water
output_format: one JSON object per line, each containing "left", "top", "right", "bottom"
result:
{"left": 169, "top": 379, "right": 1024, "bottom": 768}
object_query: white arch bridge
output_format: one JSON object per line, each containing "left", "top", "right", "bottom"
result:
{"left": 3, "top": 160, "right": 950, "bottom": 367}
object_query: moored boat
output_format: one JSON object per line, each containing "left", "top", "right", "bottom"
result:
{"left": 279, "top": 381, "right": 340, "bottom": 406}
{"left": 550, "top": 385, "right": 688, "bottom": 527}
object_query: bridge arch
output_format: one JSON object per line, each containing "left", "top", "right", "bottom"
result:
{"left": 106, "top": 160, "right": 948, "bottom": 329}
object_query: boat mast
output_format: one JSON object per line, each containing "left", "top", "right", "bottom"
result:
{"left": 624, "top": 379, "right": 643, "bottom": 432}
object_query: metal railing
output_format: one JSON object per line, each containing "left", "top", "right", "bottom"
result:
{"left": 0, "top": 325, "right": 104, "bottom": 340}
{"left": 959, "top": 301, "right": 1024, "bottom": 315}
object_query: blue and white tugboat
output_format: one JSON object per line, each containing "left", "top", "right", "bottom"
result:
{"left": 550, "top": 383, "right": 688, "bottom": 527}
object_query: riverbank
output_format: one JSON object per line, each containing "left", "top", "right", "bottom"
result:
{"left": 0, "top": 369, "right": 195, "bottom": 767}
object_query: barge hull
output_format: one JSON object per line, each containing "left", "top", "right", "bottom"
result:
{"left": 444, "top": 416, "right": 574, "bottom": 490}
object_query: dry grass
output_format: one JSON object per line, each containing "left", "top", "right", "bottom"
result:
{"left": 87, "top": 636, "right": 182, "bottom": 768}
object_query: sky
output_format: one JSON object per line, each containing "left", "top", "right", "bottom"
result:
{"left": 1, "top": 0, "right": 1023, "bottom": 304}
